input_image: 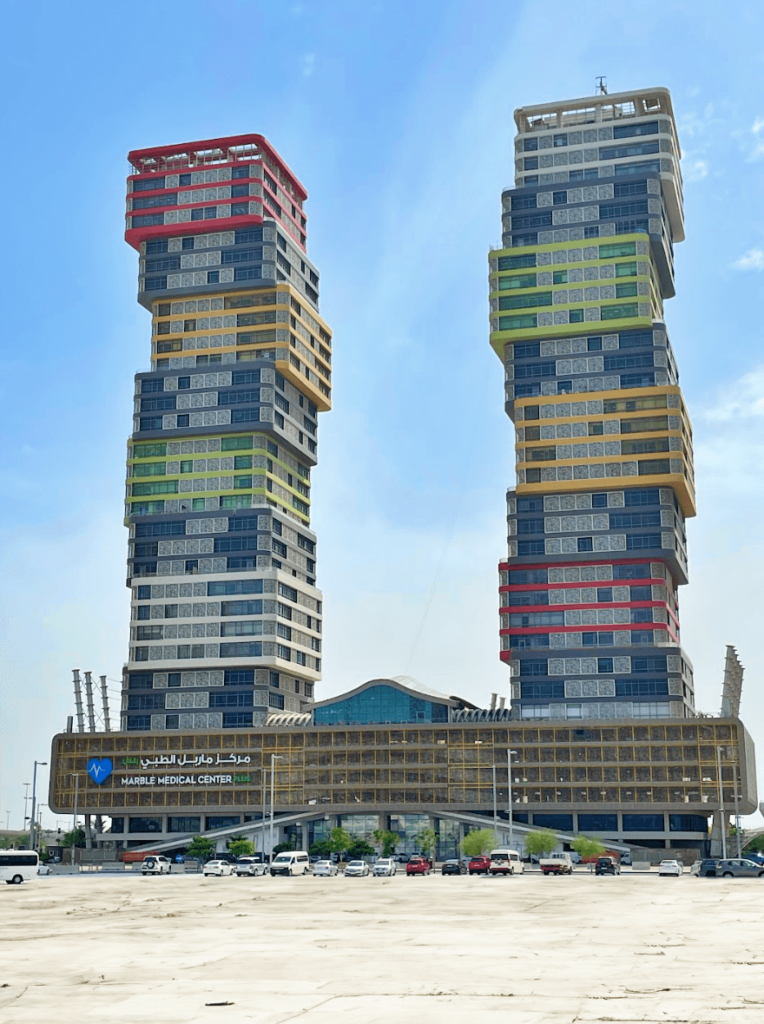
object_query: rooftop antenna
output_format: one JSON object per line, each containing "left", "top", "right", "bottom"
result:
{"left": 596, "top": 76, "right": 608, "bottom": 95}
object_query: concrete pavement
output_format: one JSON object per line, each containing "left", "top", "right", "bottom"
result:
{"left": 2, "top": 871, "right": 763, "bottom": 1022}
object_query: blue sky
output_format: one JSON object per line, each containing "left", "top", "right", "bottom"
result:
{"left": 2, "top": 0, "right": 764, "bottom": 830}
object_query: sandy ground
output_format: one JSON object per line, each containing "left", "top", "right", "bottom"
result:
{"left": 2, "top": 870, "right": 763, "bottom": 1023}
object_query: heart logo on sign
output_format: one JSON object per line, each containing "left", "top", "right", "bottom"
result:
{"left": 87, "top": 758, "right": 113, "bottom": 785}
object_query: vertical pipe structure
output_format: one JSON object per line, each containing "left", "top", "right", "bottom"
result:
{"left": 717, "top": 746, "right": 727, "bottom": 860}
{"left": 262, "top": 770, "right": 268, "bottom": 857}
{"left": 507, "top": 749, "right": 515, "bottom": 850}
{"left": 84, "top": 672, "right": 97, "bottom": 732}
{"left": 72, "top": 670, "right": 85, "bottom": 733}
{"left": 99, "top": 676, "right": 112, "bottom": 732}
{"left": 492, "top": 764, "right": 498, "bottom": 838}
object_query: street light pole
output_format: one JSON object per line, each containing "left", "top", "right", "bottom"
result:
{"left": 29, "top": 761, "right": 47, "bottom": 852}
{"left": 492, "top": 764, "right": 498, "bottom": 838}
{"left": 732, "top": 762, "right": 742, "bottom": 858}
{"left": 717, "top": 746, "right": 727, "bottom": 860}
{"left": 269, "top": 754, "right": 283, "bottom": 861}
{"left": 261, "top": 768, "right": 267, "bottom": 856}
{"left": 507, "top": 750, "right": 517, "bottom": 850}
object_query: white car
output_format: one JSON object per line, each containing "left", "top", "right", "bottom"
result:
{"left": 313, "top": 860, "right": 339, "bottom": 877}
{"left": 235, "top": 857, "right": 268, "bottom": 877}
{"left": 344, "top": 860, "right": 370, "bottom": 877}
{"left": 373, "top": 858, "right": 396, "bottom": 877}
{"left": 203, "top": 859, "right": 234, "bottom": 877}
{"left": 37, "top": 863, "right": 53, "bottom": 876}
{"left": 658, "top": 859, "right": 683, "bottom": 877}
{"left": 142, "top": 855, "right": 172, "bottom": 875}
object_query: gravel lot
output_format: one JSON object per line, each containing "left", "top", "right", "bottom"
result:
{"left": 2, "top": 870, "right": 763, "bottom": 1023}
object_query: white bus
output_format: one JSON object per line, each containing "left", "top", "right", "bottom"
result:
{"left": 0, "top": 851, "right": 40, "bottom": 884}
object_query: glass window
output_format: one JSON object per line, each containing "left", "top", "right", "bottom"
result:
{"left": 577, "top": 814, "right": 618, "bottom": 832}
{"left": 168, "top": 816, "right": 201, "bottom": 832}
{"left": 499, "top": 273, "right": 537, "bottom": 290}
{"left": 128, "top": 817, "right": 162, "bottom": 833}
{"left": 314, "top": 684, "right": 449, "bottom": 725}
{"left": 622, "top": 814, "right": 665, "bottom": 832}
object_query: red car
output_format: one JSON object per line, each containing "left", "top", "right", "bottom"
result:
{"left": 405, "top": 856, "right": 431, "bottom": 876}
{"left": 468, "top": 856, "right": 491, "bottom": 875}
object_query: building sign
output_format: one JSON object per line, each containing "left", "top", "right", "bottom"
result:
{"left": 120, "top": 753, "right": 252, "bottom": 770}
{"left": 87, "top": 758, "right": 113, "bottom": 784}
{"left": 120, "top": 773, "right": 252, "bottom": 787}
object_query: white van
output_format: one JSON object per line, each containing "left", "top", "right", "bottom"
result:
{"left": 270, "top": 851, "right": 311, "bottom": 877}
{"left": 488, "top": 849, "right": 524, "bottom": 876}
{"left": 0, "top": 850, "right": 40, "bottom": 884}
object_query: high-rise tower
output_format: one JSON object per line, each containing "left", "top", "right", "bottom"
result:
{"left": 491, "top": 88, "right": 696, "bottom": 722}
{"left": 122, "top": 135, "right": 332, "bottom": 732}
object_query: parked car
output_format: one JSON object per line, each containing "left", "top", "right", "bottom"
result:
{"left": 203, "top": 860, "right": 234, "bottom": 877}
{"left": 540, "top": 853, "right": 573, "bottom": 875}
{"left": 372, "top": 858, "right": 396, "bottom": 877}
{"left": 488, "top": 849, "right": 524, "bottom": 876}
{"left": 406, "top": 856, "right": 431, "bottom": 876}
{"left": 594, "top": 856, "right": 620, "bottom": 876}
{"left": 658, "top": 859, "right": 683, "bottom": 877}
{"left": 313, "top": 860, "right": 339, "bottom": 877}
{"left": 235, "top": 856, "right": 268, "bottom": 877}
{"left": 344, "top": 860, "right": 370, "bottom": 877}
{"left": 468, "top": 855, "right": 492, "bottom": 875}
{"left": 142, "top": 855, "right": 171, "bottom": 875}
{"left": 441, "top": 859, "right": 467, "bottom": 876}
{"left": 37, "top": 863, "right": 53, "bottom": 876}
{"left": 691, "top": 858, "right": 718, "bottom": 877}
{"left": 716, "top": 858, "right": 764, "bottom": 878}
{"left": 393, "top": 853, "right": 410, "bottom": 863}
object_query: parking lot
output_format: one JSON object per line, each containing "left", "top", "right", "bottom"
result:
{"left": 3, "top": 871, "right": 764, "bottom": 1023}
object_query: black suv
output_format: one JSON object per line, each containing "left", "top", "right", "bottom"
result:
{"left": 595, "top": 856, "right": 620, "bottom": 875}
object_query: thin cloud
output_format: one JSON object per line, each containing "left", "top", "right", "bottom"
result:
{"left": 683, "top": 158, "right": 708, "bottom": 182}
{"left": 702, "top": 365, "right": 764, "bottom": 422}
{"left": 731, "top": 248, "right": 764, "bottom": 272}
{"left": 302, "top": 53, "right": 315, "bottom": 77}
{"left": 753, "top": 116, "right": 764, "bottom": 134}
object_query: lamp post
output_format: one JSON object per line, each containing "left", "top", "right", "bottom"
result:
{"left": 732, "top": 761, "right": 742, "bottom": 858}
{"left": 269, "top": 754, "right": 284, "bottom": 861}
{"left": 29, "top": 761, "right": 47, "bottom": 852}
{"left": 492, "top": 764, "right": 498, "bottom": 838}
{"left": 717, "top": 746, "right": 727, "bottom": 860}
{"left": 261, "top": 768, "right": 267, "bottom": 856}
{"left": 507, "top": 750, "right": 518, "bottom": 850}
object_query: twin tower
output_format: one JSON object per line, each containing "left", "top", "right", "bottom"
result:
{"left": 121, "top": 88, "right": 694, "bottom": 731}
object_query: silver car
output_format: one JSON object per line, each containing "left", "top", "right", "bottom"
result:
{"left": 344, "top": 860, "right": 370, "bottom": 877}
{"left": 716, "top": 858, "right": 764, "bottom": 879}
{"left": 313, "top": 860, "right": 339, "bottom": 877}
{"left": 373, "top": 858, "right": 396, "bottom": 877}
{"left": 235, "top": 857, "right": 268, "bottom": 877}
